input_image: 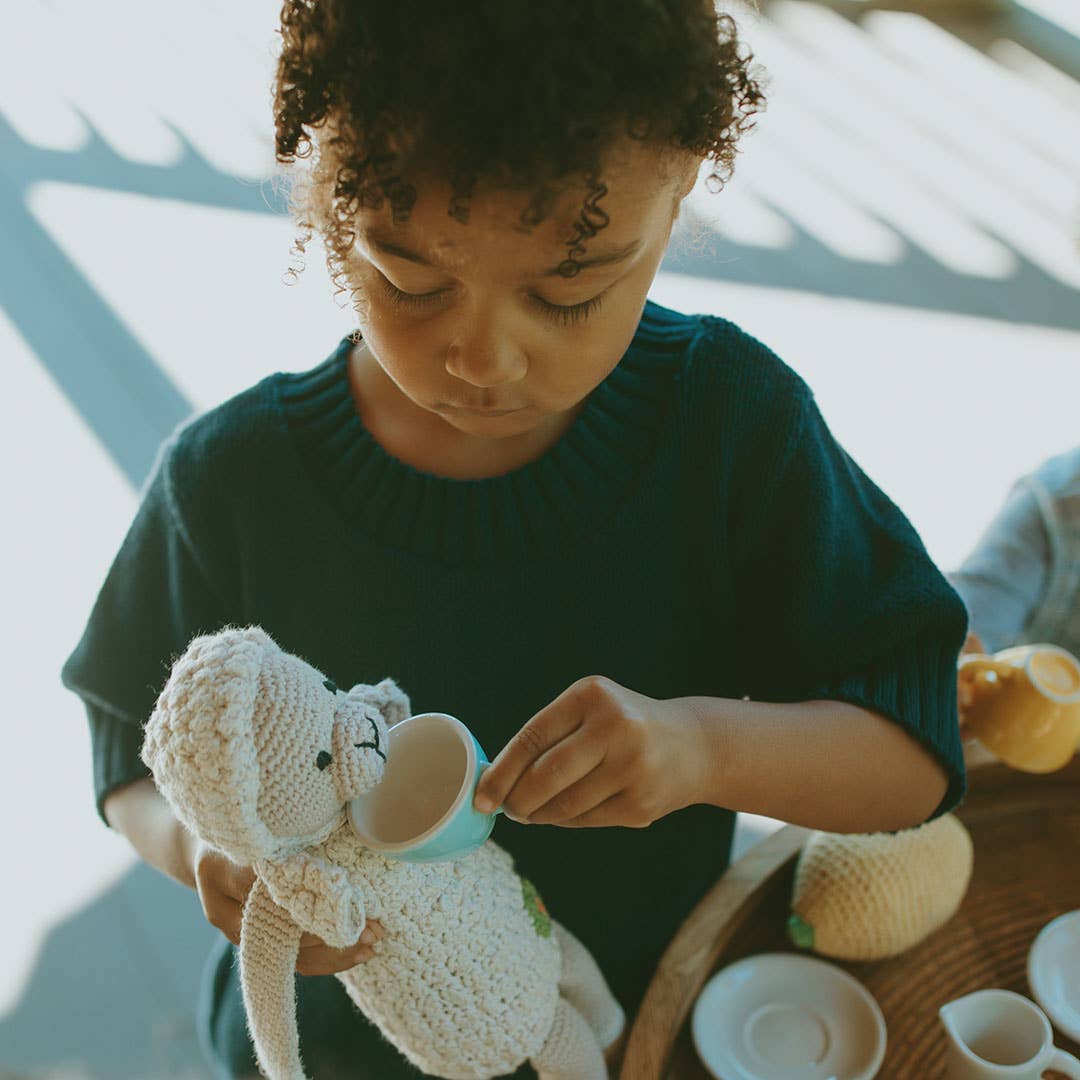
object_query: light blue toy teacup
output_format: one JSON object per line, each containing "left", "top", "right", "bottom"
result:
{"left": 346, "top": 712, "right": 503, "bottom": 863}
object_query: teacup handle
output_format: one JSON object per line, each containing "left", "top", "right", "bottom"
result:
{"left": 1050, "top": 1049, "right": 1080, "bottom": 1078}
{"left": 476, "top": 762, "right": 504, "bottom": 816}
{"left": 958, "top": 655, "right": 1014, "bottom": 693}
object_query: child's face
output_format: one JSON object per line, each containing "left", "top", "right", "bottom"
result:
{"left": 343, "top": 139, "right": 697, "bottom": 442}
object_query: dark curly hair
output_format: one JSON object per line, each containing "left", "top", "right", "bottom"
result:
{"left": 271, "top": 0, "right": 765, "bottom": 304}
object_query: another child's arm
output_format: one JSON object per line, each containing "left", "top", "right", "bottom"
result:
{"left": 947, "top": 475, "right": 1051, "bottom": 654}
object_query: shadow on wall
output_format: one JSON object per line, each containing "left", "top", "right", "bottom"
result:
{"left": 0, "top": 862, "right": 216, "bottom": 1079}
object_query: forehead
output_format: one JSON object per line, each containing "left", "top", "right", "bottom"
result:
{"left": 355, "top": 140, "right": 677, "bottom": 271}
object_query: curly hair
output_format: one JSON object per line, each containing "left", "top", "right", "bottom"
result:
{"left": 271, "top": 0, "right": 764, "bottom": 305}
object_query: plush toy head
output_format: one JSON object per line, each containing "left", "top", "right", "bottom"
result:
{"left": 142, "top": 625, "right": 410, "bottom": 865}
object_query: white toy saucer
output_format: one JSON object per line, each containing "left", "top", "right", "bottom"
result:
{"left": 691, "top": 953, "right": 886, "bottom": 1080}
{"left": 1028, "top": 910, "right": 1080, "bottom": 1043}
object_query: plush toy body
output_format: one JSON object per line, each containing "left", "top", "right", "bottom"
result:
{"left": 143, "top": 626, "right": 623, "bottom": 1080}
{"left": 787, "top": 813, "right": 974, "bottom": 961}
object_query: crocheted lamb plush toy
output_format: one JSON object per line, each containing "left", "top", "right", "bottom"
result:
{"left": 141, "top": 625, "right": 625, "bottom": 1080}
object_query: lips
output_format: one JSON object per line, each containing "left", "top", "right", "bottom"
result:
{"left": 447, "top": 403, "right": 522, "bottom": 415}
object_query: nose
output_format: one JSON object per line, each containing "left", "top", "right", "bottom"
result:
{"left": 444, "top": 319, "right": 527, "bottom": 389}
{"left": 331, "top": 696, "right": 388, "bottom": 801}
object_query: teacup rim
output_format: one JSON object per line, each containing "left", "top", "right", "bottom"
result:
{"left": 347, "top": 712, "right": 477, "bottom": 853}
{"left": 1021, "top": 644, "right": 1080, "bottom": 705}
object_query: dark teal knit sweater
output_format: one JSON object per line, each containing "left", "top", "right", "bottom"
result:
{"left": 61, "top": 299, "right": 967, "bottom": 1079}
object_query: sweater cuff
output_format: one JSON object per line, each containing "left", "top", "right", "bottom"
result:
{"left": 809, "top": 637, "right": 968, "bottom": 824}
{"left": 85, "top": 702, "right": 153, "bottom": 827}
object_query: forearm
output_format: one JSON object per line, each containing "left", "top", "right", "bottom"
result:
{"left": 680, "top": 696, "right": 949, "bottom": 833}
{"left": 103, "top": 776, "right": 197, "bottom": 890}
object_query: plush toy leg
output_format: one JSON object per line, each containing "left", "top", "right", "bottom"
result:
{"left": 531, "top": 996, "right": 609, "bottom": 1080}
{"left": 551, "top": 919, "right": 626, "bottom": 1051}
{"left": 239, "top": 876, "right": 308, "bottom": 1080}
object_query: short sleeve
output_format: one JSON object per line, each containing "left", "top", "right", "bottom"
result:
{"left": 946, "top": 480, "right": 1050, "bottom": 653}
{"left": 60, "top": 433, "right": 233, "bottom": 825}
{"left": 730, "top": 386, "right": 969, "bottom": 821}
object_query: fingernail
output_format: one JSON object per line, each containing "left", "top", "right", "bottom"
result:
{"left": 361, "top": 928, "right": 376, "bottom": 945}
{"left": 474, "top": 795, "right": 494, "bottom": 814}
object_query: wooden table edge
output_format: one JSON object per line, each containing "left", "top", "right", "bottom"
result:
{"left": 618, "top": 822, "right": 810, "bottom": 1080}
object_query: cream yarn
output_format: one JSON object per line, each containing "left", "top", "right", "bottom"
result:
{"left": 788, "top": 813, "right": 974, "bottom": 961}
{"left": 143, "top": 626, "right": 623, "bottom": 1080}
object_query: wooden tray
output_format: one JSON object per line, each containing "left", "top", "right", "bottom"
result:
{"left": 620, "top": 756, "right": 1080, "bottom": 1080}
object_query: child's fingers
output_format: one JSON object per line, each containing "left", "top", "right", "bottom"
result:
{"left": 298, "top": 918, "right": 385, "bottom": 948}
{"left": 474, "top": 689, "right": 584, "bottom": 813}
{"left": 296, "top": 941, "right": 377, "bottom": 977}
{"left": 509, "top": 737, "right": 608, "bottom": 822}
{"left": 527, "top": 760, "right": 622, "bottom": 825}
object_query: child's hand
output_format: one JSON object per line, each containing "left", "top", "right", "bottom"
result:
{"left": 190, "top": 841, "right": 386, "bottom": 975}
{"left": 473, "top": 676, "right": 698, "bottom": 828}
{"left": 957, "top": 631, "right": 986, "bottom": 739}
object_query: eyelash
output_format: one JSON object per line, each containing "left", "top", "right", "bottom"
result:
{"left": 377, "top": 276, "right": 606, "bottom": 325}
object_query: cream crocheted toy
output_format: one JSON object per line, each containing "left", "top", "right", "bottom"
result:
{"left": 787, "top": 813, "right": 974, "bottom": 961}
{"left": 141, "top": 625, "right": 625, "bottom": 1080}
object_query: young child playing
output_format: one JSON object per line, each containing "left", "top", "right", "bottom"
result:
{"left": 951, "top": 446, "right": 1080, "bottom": 661}
{"left": 60, "top": 2, "right": 969, "bottom": 1077}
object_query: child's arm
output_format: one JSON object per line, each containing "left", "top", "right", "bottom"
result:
{"left": 104, "top": 776, "right": 198, "bottom": 888}
{"left": 104, "top": 776, "right": 383, "bottom": 973}
{"left": 477, "top": 360, "right": 967, "bottom": 837}
{"left": 678, "top": 694, "right": 946, "bottom": 833}
{"left": 948, "top": 477, "right": 1050, "bottom": 653}
{"left": 474, "top": 677, "right": 942, "bottom": 836}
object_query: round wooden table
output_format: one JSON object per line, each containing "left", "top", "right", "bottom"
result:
{"left": 620, "top": 756, "right": 1080, "bottom": 1079}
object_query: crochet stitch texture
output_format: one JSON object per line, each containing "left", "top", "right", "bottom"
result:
{"left": 142, "top": 625, "right": 623, "bottom": 1080}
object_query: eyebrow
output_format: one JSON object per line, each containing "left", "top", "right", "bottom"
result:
{"left": 364, "top": 230, "right": 644, "bottom": 278}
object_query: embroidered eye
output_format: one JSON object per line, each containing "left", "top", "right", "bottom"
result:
{"left": 323, "top": 679, "right": 339, "bottom": 694}
{"left": 316, "top": 751, "right": 333, "bottom": 771}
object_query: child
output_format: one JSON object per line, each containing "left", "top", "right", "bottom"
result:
{"left": 951, "top": 446, "right": 1080, "bottom": 741}
{"left": 60, "top": 2, "right": 968, "bottom": 1077}
{"left": 950, "top": 446, "right": 1080, "bottom": 660}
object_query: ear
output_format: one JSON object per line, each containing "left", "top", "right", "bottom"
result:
{"left": 351, "top": 677, "right": 411, "bottom": 728}
{"left": 255, "top": 851, "right": 366, "bottom": 948}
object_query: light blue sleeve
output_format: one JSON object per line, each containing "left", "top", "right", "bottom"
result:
{"left": 946, "top": 479, "right": 1051, "bottom": 653}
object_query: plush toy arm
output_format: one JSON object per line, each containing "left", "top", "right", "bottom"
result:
{"left": 256, "top": 852, "right": 366, "bottom": 949}
{"left": 240, "top": 876, "right": 307, "bottom": 1080}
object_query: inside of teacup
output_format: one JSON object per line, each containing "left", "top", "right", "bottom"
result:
{"left": 959, "top": 999, "right": 1044, "bottom": 1066}
{"left": 1030, "top": 649, "right": 1080, "bottom": 701}
{"left": 351, "top": 716, "right": 468, "bottom": 845}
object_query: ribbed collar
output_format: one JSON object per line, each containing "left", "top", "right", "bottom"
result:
{"left": 277, "top": 300, "right": 703, "bottom": 565}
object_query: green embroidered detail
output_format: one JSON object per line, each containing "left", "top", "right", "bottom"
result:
{"left": 787, "top": 912, "right": 815, "bottom": 950}
{"left": 521, "top": 877, "right": 552, "bottom": 938}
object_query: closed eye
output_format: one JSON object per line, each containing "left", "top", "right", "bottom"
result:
{"left": 377, "top": 275, "right": 607, "bottom": 326}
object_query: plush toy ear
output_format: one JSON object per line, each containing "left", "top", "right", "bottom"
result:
{"left": 351, "top": 677, "right": 411, "bottom": 728}
{"left": 255, "top": 851, "right": 367, "bottom": 949}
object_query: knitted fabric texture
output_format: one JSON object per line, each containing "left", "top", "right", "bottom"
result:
{"left": 143, "top": 626, "right": 619, "bottom": 1080}
{"left": 790, "top": 813, "right": 974, "bottom": 961}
